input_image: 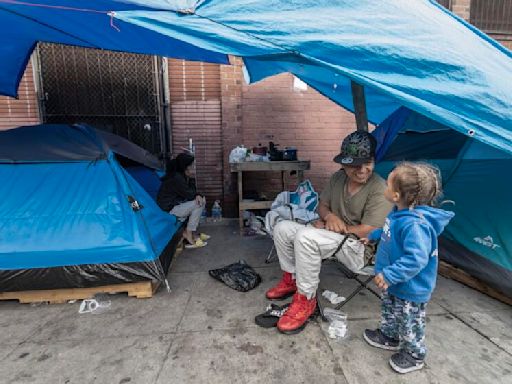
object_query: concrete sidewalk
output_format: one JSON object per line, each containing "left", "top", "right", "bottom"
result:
{"left": 1, "top": 221, "right": 511, "bottom": 384}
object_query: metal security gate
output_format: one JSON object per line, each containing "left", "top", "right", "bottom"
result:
{"left": 471, "top": 0, "right": 512, "bottom": 34}
{"left": 36, "top": 43, "right": 166, "bottom": 155}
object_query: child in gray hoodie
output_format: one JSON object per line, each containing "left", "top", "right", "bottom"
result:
{"left": 362, "top": 162, "right": 454, "bottom": 374}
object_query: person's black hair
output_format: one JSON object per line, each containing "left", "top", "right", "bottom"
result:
{"left": 164, "top": 153, "right": 194, "bottom": 178}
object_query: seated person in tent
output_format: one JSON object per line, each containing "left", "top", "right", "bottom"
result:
{"left": 266, "top": 131, "right": 392, "bottom": 334}
{"left": 157, "top": 153, "right": 209, "bottom": 249}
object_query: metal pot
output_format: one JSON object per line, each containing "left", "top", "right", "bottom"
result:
{"left": 252, "top": 145, "right": 268, "bottom": 156}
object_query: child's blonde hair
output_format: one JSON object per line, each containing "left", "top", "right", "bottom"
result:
{"left": 391, "top": 162, "right": 442, "bottom": 209}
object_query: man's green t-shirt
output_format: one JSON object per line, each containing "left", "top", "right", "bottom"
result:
{"left": 320, "top": 170, "right": 392, "bottom": 228}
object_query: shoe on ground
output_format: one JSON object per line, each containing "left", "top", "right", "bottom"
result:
{"left": 266, "top": 271, "right": 297, "bottom": 300}
{"left": 185, "top": 238, "right": 207, "bottom": 249}
{"left": 199, "top": 233, "right": 211, "bottom": 241}
{"left": 389, "top": 351, "right": 425, "bottom": 374}
{"left": 254, "top": 303, "right": 290, "bottom": 328}
{"left": 363, "top": 329, "right": 400, "bottom": 351}
{"left": 277, "top": 292, "right": 317, "bottom": 334}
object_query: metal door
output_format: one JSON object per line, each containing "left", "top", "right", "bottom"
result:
{"left": 37, "top": 43, "right": 165, "bottom": 155}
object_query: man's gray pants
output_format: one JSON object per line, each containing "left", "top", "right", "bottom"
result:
{"left": 273, "top": 220, "right": 365, "bottom": 299}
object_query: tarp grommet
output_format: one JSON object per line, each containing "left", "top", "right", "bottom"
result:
{"left": 468, "top": 129, "right": 476, "bottom": 136}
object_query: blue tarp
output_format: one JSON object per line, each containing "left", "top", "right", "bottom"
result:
{"left": 1, "top": 1, "right": 510, "bottom": 156}
{"left": 0, "top": 0, "right": 229, "bottom": 97}
{"left": 0, "top": 124, "right": 180, "bottom": 270}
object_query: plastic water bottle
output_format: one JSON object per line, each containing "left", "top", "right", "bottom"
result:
{"left": 212, "top": 200, "right": 222, "bottom": 222}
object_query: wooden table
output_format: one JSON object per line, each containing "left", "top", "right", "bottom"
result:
{"left": 230, "top": 160, "right": 311, "bottom": 231}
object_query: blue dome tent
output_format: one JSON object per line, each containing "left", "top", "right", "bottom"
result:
{"left": 0, "top": 124, "right": 181, "bottom": 291}
{"left": 373, "top": 108, "right": 512, "bottom": 297}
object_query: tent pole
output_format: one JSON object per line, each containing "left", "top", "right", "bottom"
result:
{"left": 351, "top": 81, "right": 368, "bottom": 132}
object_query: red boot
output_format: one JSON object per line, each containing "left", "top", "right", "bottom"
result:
{"left": 266, "top": 272, "right": 297, "bottom": 300}
{"left": 277, "top": 292, "right": 317, "bottom": 334}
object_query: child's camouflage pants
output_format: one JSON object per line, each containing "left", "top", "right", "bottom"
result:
{"left": 380, "top": 292, "right": 427, "bottom": 360}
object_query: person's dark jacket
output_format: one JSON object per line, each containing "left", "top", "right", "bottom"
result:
{"left": 157, "top": 172, "right": 197, "bottom": 212}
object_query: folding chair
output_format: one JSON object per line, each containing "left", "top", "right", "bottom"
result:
{"left": 262, "top": 180, "right": 319, "bottom": 264}
{"left": 316, "top": 234, "right": 381, "bottom": 319}
{"left": 263, "top": 204, "right": 292, "bottom": 264}
{"left": 265, "top": 243, "right": 278, "bottom": 264}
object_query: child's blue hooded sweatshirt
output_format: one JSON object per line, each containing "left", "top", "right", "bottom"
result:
{"left": 369, "top": 206, "right": 454, "bottom": 303}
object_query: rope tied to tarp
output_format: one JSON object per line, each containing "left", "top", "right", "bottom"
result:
{"left": 0, "top": 0, "right": 121, "bottom": 31}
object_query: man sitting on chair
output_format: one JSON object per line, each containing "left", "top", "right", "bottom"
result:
{"left": 267, "top": 131, "right": 392, "bottom": 334}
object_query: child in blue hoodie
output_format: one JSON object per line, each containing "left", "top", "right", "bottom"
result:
{"left": 362, "top": 162, "right": 454, "bottom": 374}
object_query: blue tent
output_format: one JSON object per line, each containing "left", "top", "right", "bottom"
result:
{"left": 0, "top": 124, "right": 181, "bottom": 291}
{"left": 373, "top": 108, "right": 512, "bottom": 296}
{"left": 94, "top": 129, "right": 165, "bottom": 200}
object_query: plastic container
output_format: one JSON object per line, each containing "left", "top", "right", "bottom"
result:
{"left": 212, "top": 200, "right": 222, "bottom": 222}
{"left": 322, "top": 289, "right": 346, "bottom": 305}
{"left": 328, "top": 320, "right": 348, "bottom": 340}
{"left": 229, "top": 146, "right": 248, "bottom": 163}
{"left": 323, "top": 308, "right": 348, "bottom": 340}
{"left": 78, "top": 293, "right": 111, "bottom": 315}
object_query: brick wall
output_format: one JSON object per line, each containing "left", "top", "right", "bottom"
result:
{"left": 491, "top": 34, "right": 512, "bottom": 50}
{"left": 451, "top": 0, "right": 471, "bottom": 20}
{"left": 168, "top": 59, "right": 224, "bottom": 208}
{"left": 240, "top": 72, "right": 355, "bottom": 201}
{"left": 498, "top": 39, "right": 512, "bottom": 50}
{"left": 0, "top": 60, "right": 40, "bottom": 130}
{"left": 218, "top": 59, "right": 359, "bottom": 216}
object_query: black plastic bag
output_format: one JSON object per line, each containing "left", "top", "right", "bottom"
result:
{"left": 208, "top": 260, "right": 262, "bottom": 292}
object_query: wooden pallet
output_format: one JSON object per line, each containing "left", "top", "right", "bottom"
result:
{"left": 438, "top": 261, "right": 512, "bottom": 306}
{"left": 0, "top": 281, "right": 157, "bottom": 304}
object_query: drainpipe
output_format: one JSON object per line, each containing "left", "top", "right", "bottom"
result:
{"left": 158, "top": 56, "right": 172, "bottom": 167}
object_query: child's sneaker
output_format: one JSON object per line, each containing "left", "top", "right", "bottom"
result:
{"left": 389, "top": 351, "right": 425, "bottom": 374}
{"left": 363, "top": 329, "right": 400, "bottom": 351}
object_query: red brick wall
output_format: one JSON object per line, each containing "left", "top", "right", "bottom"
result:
{"left": 0, "top": 60, "right": 40, "bottom": 130}
{"left": 218, "top": 60, "right": 359, "bottom": 216}
{"left": 168, "top": 59, "right": 224, "bottom": 207}
{"left": 451, "top": 0, "right": 471, "bottom": 20}
{"left": 491, "top": 35, "right": 512, "bottom": 50}
{"left": 240, "top": 72, "right": 355, "bottom": 201}
{"left": 500, "top": 39, "right": 512, "bottom": 50}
